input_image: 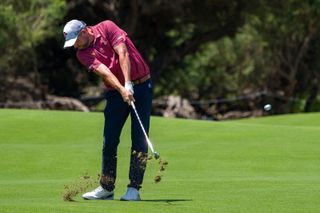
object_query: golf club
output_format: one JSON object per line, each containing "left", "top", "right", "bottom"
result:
{"left": 131, "top": 101, "right": 160, "bottom": 159}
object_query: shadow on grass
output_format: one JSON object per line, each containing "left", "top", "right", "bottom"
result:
{"left": 141, "top": 199, "right": 192, "bottom": 204}
{"left": 72, "top": 198, "right": 192, "bottom": 204}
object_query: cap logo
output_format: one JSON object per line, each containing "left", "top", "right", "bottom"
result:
{"left": 63, "top": 32, "right": 67, "bottom": 38}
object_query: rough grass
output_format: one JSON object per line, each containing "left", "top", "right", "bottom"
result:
{"left": 0, "top": 109, "right": 319, "bottom": 213}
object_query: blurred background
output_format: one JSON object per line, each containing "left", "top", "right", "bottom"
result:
{"left": 1, "top": 0, "right": 320, "bottom": 120}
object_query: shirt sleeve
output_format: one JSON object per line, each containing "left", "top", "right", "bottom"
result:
{"left": 104, "top": 20, "right": 128, "bottom": 48}
{"left": 76, "top": 50, "right": 102, "bottom": 72}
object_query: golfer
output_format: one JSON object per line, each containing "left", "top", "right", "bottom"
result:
{"left": 63, "top": 19, "right": 152, "bottom": 201}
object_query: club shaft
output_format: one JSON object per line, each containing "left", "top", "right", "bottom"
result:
{"left": 131, "top": 102, "right": 155, "bottom": 153}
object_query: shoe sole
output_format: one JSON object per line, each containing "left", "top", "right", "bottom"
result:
{"left": 83, "top": 195, "right": 114, "bottom": 200}
{"left": 120, "top": 197, "right": 141, "bottom": 201}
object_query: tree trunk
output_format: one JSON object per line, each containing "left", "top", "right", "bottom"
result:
{"left": 31, "top": 48, "right": 46, "bottom": 100}
{"left": 304, "top": 77, "right": 319, "bottom": 112}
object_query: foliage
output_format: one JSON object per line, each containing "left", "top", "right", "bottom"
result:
{"left": 0, "top": 0, "right": 65, "bottom": 85}
{"left": 1, "top": 0, "right": 320, "bottom": 114}
{"left": 157, "top": 24, "right": 267, "bottom": 100}
{"left": 0, "top": 4, "right": 17, "bottom": 74}
{"left": 0, "top": 0, "right": 66, "bottom": 102}
{"left": 156, "top": 0, "right": 320, "bottom": 113}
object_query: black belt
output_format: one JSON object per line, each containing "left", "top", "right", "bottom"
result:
{"left": 132, "top": 74, "right": 150, "bottom": 85}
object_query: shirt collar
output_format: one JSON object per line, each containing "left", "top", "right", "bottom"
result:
{"left": 89, "top": 26, "right": 101, "bottom": 46}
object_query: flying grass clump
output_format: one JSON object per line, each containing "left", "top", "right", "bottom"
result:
{"left": 63, "top": 173, "right": 99, "bottom": 201}
{"left": 134, "top": 151, "right": 168, "bottom": 183}
{"left": 154, "top": 158, "right": 168, "bottom": 183}
{"left": 147, "top": 155, "right": 168, "bottom": 183}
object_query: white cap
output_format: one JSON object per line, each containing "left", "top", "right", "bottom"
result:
{"left": 63, "top": 20, "right": 86, "bottom": 48}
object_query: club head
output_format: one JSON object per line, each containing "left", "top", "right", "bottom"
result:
{"left": 153, "top": 151, "right": 160, "bottom": 159}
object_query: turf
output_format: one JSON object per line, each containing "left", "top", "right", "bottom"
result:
{"left": 0, "top": 109, "right": 319, "bottom": 212}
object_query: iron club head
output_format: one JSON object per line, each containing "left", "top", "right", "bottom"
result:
{"left": 153, "top": 151, "right": 160, "bottom": 159}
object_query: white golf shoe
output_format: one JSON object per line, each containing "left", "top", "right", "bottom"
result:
{"left": 120, "top": 187, "right": 141, "bottom": 201}
{"left": 82, "top": 186, "right": 114, "bottom": 200}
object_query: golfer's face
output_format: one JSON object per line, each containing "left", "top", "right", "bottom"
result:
{"left": 74, "top": 30, "right": 90, "bottom": 50}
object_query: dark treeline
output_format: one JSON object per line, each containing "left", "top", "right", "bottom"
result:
{"left": 1, "top": 0, "right": 320, "bottom": 117}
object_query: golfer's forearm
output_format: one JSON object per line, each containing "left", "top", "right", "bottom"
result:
{"left": 119, "top": 53, "right": 131, "bottom": 82}
{"left": 103, "top": 75, "right": 123, "bottom": 91}
{"left": 95, "top": 64, "right": 124, "bottom": 92}
{"left": 115, "top": 43, "right": 131, "bottom": 82}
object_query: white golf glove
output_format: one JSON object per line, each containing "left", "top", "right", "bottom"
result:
{"left": 125, "top": 81, "right": 134, "bottom": 95}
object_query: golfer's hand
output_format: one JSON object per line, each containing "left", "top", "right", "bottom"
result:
{"left": 125, "top": 81, "right": 134, "bottom": 95}
{"left": 120, "top": 87, "right": 135, "bottom": 105}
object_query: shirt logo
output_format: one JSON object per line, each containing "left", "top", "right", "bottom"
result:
{"left": 90, "top": 51, "right": 95, "bottom": 56}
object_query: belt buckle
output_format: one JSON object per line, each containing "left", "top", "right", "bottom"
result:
{"left": 133, "top": 78, "right": 142, "bottom": 85}
{"left": 133, "top": 74, "right": 149, "bottom": 85}
{"left": 132, "top": 79, "right": 139, "bottom": 85}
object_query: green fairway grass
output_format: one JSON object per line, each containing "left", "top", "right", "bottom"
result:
{"left": 0, "top": 109, "right": 319, "bottom": 212}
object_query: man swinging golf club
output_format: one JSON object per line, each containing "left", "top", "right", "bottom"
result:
{"left": 63, "top": 19, "right": 152, "bottom": 201}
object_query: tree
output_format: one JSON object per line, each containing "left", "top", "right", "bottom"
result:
{"left": 2, "top": 0, "right": 320, "bottom": 116}
{"left": 0, "top": 0, "right": 65, "bottom": 101}
{"left": 154, "top": 0, "right": 320, "bottom": 115}
{"left": 251, "top": 0, "right": 320, "bottom": 112}
{"left": 65, "top": 0, "right": 257, "bottom": 81}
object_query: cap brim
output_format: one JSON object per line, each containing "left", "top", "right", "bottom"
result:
{"left": 63, "top": 38, "right": 77, "bottom": 49}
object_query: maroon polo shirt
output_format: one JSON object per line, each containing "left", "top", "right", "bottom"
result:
{"left": 77, "top": 20, "right": 150, "bottom": 89}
